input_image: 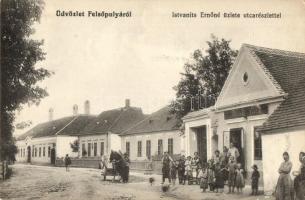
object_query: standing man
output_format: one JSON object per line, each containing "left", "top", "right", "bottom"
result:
{"left": 123, "top": 153, "right": 130, "bottom": 183}
{"left": 228, "top": 143, "right": 240, "bottom": 163}
{"left": 64, "top": 154, "right": 71, "bottom": 172}
{"left": 161, "top": 151, "right": 173, "bottom": 184}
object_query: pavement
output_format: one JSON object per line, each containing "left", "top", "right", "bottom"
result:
{"left": 0, "top": 164, "right": 275, "bottom": 200}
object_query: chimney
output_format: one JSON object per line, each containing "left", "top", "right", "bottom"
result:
{"left": 125, "top": 99, "right": 130, "bottom": 108}
{"left": 84, "top": 100, "right": 90, "bottom": 115}
{"left": 49, "top": 108, "right": 54, "bottom": 121}
{"left": 73, "top": 104, "right": 78, "bottom": 116}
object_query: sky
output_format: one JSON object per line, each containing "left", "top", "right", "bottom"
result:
{"left": 14, "top": 0, "right": 305, "bottom": 136}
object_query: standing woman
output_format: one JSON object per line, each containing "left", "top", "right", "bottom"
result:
{"left": 294, "top": 152, "right": 305, "bottom": 200}
{"left": 275, "top": 152, "right": 294, "bottom": 200}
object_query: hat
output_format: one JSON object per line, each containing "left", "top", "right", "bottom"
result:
{"left": 252, "top": 164, "right": 258, "bottom": 169}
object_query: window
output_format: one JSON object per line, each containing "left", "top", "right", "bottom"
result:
{"left": 100, "top": 142, "right": 104, "bottom": 156}
{"left": 82, "top": 143, "right": 86, "bottom": 156}
{"left": 168, "top": 138, "right": 174, "bottom": 155}
{"left": 126, "top": 142, "right": 130, "bottom": 156}
{"left": 137, "top": 141, "right": 142, "bottom": 157}
{"left": 254, "top": 127, "right": 262, "bottom": 160}
{"left": 146, "top": 140, "right": 151, "bottom": 159}
{"left": 243, "top": 72, "right": 249, "bottom": 83}
{"left": 43, "top": 147, "right": 45, "bottom": 157}
{"left": 88, "top": 143, "right": 92, "bottom": 157}
{"left": 39, "top": 147, "right": 41, "bottom": 157}
{"left": 32, "top": 146, "right": 34, "bottom": 157}
{"left": 158, "top": 139, "right": 163, "bottom": 155}
{"left": 224, "top": 104, "right": 269, "bottom": 120}
{"left": 20, "top": 148, "right": 23, "bottom": 157}
{"left": 34, "top": 148, "right": 37, "bottom": 157}
{"left": 94, "top": 142, "right": 97, "bottom": 157}
{"left": 47, "top": 146, "right": 50, "bottom": 157}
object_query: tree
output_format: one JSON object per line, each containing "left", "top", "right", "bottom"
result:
{"left": 70, "top": 140, "right": 79, "bottom": 153}
{"left": 1, "top": 0, "right": 52, "bottom": 160}
{"left": 170, "top": 35, "right": 238, "bottom": 121}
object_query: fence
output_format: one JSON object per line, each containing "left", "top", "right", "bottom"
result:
{"left": 0, "top": 161, "right": 9, "bottom": 180}
{"left": 55, "top": 157, "right": 157, "bottom": 173}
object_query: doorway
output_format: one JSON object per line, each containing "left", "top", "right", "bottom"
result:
{"left": 50, "top": 148, "right": 56, "bottom": 164}
{"left": 229, "top": 128, "right": 244, "bottom": 167}
{"left": 195, "top": 126, "right": 207, "bottom": 162}
{"left": 27, "top": 146, "right": 31, "bottom": 163}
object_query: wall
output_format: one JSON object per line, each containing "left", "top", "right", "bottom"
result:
{"left": 183, "top": 114, "right": 212, "bottom": 159}
{"left": 16, "top": 140, "right": 27, "bottom": 162}
{"left": 262, "top": 128, "right": 305, "bottom": 194}
{"left": 121, "top": 130, "right": 181, "bottom": 161}
{"left": 16, "top": 136, "right": 56, "bottom": 164}
{"left": 110, "top": 133, "right": 121, "bottom": 152}
{"left": 79, "top": 134, "right": 108, "bottom": 157}
{"left": 56, "top": 136, "right": 78, "bottom": 158}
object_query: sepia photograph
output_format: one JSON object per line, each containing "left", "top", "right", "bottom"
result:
{"left": 1, "top": 0, "right": 305, "bottom": 199}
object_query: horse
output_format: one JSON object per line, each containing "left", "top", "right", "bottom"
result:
{"left": 109, "top": 150, "right": 128, "bottom": 182}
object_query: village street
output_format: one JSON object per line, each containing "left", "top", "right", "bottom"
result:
{"left": 0, "top": 164, "right": 274, "bottom": 200}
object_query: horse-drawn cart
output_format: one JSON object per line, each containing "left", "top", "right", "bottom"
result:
{"left": 100, "top": 160, "right": 120, "bottom": 181}
{"left": 99, "top": 151, "right": 129, "bottom": 182}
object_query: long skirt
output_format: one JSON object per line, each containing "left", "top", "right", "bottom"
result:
{"left": 200, "top": 177, "right": 208, "bottom": 189}
{"left": 294, "top": 178, "right": 305, "bottom": 200}
{"left": 275, "top": 174, "right": 294, "bottom": 200}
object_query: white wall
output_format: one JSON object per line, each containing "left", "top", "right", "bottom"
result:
{"left": 262, "top": 128, "right": 305, "bottom": 194}
{"left": 121, "top": 130, "right": 181, "bottom": 161}
{"left": 16, "top": 140, "right": 27, "bottom": 162}
{"left": 56, "top": 136, "right": 78, "bottom": 158}
{"left": 110, "top": 133, "right": 121, "bottom": 152}
{"left": 79, "top": 134, "right": 107, "bottom": 157}
{"left": 16, "top": 136, "right": 57, "bottom": 164}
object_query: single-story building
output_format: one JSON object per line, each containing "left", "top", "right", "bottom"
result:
{"left": 78, "top": 99, "right": 147, "bottom": 158}
{"left": 260, "top": 80, "right": 305, "bottom": 192}
{"left": 182, "top": 44, "right": 305, "bottom": 190}
{"left": 120, "top": 106, "right": 182, "bottom": 161}
{"left": 16, "top": 101, "right": 95, "bottom": 164}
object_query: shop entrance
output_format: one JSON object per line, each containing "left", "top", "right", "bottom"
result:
{"left": 229, "top": 128, "right": 245, "bottom": 167}
{"left": 195, "top": 126, "right": 207, "bottom": 162}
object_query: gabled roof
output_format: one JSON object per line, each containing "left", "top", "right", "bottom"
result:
{"left": 120, "top": 106, "right": 180, "bottom": 136}
{"left": 81, "top": 107, "right": 146, "bottom": 135}
{"left": 245, "top": 44, "right": 305, "bottom": 94}
{"left": 17, "top": 115, "right": 96, "bottom": 140}
{"left": 260, "top": 78, "right": 305, "bottom": 132}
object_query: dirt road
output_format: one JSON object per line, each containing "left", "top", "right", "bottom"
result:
{"left": 0, "top": 164, "right": 272, "bottom": 200}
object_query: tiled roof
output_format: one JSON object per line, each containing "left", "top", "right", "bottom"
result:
{"left": 120, "top": 106, "right": 180, "bottom": 135}
{"left": 260, "top": 78, "right": 305, "bottom": 132}
{"left": 17, "top": 115, "right": 96, "bottom": 140}
{"left": 81, "top": 107, "right": 146, "bottom": 135}
{"left": 245, "top": 44, "right": 305, "bottom": 94}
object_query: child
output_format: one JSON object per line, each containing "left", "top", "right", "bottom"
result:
{"left": 198, "top": 163, "right": 208, "bottom": 192}
{"left": 170, "top": 160, "right": 178, "bottom": 186}
{"left": 177, "top": 156, "right": 185, "bottom": 184}
{"left": 251, "top": 164, "right": 260, "bottom": 195}
{"left": 214, "top": 163, "right": 224, "bottom": 193}
{"left": 227, "top": 156, "right": 237, "bottom": 193}
{"left": 207, "top": 159, "right": 215, "bottom": 192}
{"left": 184, "top": 156, "right": 192, "bottom": 184}
{"left": 235, "top": 163, "right": 245, "bottom": 194}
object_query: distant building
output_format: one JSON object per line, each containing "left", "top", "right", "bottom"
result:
{"left": 182, "top": 44, "right": 305, "bottom": 193}
{"left": 120, "top": 106, "right": 182, "bottom": 161}
{"left": 78, "top": 99, "right": 146, "bottom": 158}
{"left": 16, "top": 114, "right": 95, "bottom": 164}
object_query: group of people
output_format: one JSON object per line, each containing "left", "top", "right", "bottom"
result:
{"left": 161, "top": 143, "right": 260, "bottom": 196}
{"left": 275, "top": 151, "right": 305, "bottom": 200}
